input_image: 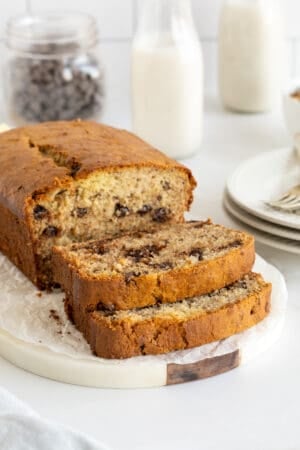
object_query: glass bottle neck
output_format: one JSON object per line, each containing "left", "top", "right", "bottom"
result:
{"left": 135, "top": 0, "right": 195, "bottom": 37}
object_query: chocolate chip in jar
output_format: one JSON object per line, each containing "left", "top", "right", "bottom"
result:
{"left": 4, "top": 12, "right": 104, "bottom": 124}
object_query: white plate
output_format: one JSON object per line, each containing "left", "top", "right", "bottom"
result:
{"left": 227, "top": 147, "right": 300, "bottom": 230}
{"left": 0, "top": 251, "right": 287, "bottom": 388}
{"left": 224, "top": 193, "right": 300, "bottom": 255}
{"left": 225, "top": 190, "right": 300, "bottom": 241}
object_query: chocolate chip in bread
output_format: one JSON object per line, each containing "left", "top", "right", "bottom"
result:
{"left": 81, "top": 272, "right": 272, "bottom": 358}
{"left": 0, "top": 120, "right": 195, "bottom": 288}
{"left": 52, "top": 220, "right": 255, "bottom": 315}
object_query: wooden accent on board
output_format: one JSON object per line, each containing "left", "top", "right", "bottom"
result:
{"left": 167, "top": 349, "right": 240, "bottom": 385}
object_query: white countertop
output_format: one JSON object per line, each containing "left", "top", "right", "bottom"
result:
{"left": 1, "top": 96, "right": 299, "bottom": 450}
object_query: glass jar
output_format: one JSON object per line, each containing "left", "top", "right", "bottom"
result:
{"left": 218, "top": 0, "right": 285, "bottom": 113}
{"left": 3, "top": 11, "right": 104, "bottom": 125}
{"left": 132, "top": 0, "right": 203, "bottom": 159}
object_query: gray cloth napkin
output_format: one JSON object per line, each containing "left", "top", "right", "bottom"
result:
{"left": 0, "top": 387, "right": 110, "bottom": 450}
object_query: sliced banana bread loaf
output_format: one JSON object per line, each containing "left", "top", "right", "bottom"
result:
{"left": 0, "top": 120, "right": 195, "bottom": 288}
{"left": 81, "top": 272, "right": 272, "bottom": 359}
{"left": 53, "top": 220, "right": 255, "bottom": 324}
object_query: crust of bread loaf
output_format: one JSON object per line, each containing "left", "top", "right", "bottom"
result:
{"left": 0, "top": 121, "right": 195, "bottom": 288}
{"left": 0, "top": 201, "right": 39, "bottom": 285}
{"left": 52, "top": 230, "right": 255, "bottom": 312}
{"left": 86, "top": 275, "right": 271, "bottom": 359}
{"left": 0, "top": 120, "right": 195, "bottom": 218}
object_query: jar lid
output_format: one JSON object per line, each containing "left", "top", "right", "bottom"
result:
{"left": 5, "top": 11, "right": 99, "bottom": 57}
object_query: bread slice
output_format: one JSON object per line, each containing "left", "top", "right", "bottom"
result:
{"left": 81, "top": 272, "right": 272, "bottom": 359}
{"left": 53, "top": 220, "right": 255, "bottom": 323}
{"left": 0, "top": 120, "right": 195, "bottom": 288}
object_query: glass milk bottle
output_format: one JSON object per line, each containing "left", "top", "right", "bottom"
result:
{"left": 132, "top": 0, "right": 203, "bottom": 159}
{"left": 218, "top": 0, "right": 285, "bottom": 113}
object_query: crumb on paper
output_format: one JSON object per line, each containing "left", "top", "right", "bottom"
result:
{"left": 36, "top": 291, "right": 42, "bottom": 298}
{"left": 49, "top": 309, "right": 62, "bottom": 324}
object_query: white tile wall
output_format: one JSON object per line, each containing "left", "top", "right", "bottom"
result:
{"left": 99, "top": 42, "right": 132, "bottom": 127}
{"left": 30, "top": 0, "right": 134, "bottom": 39}
{"left": 202, "top": 41, "right": 218, "bottom": 91}
{"left": 192, "top": 0, "right": 223, "bottom": 39}
{"left": 1, "top": 0, "right": 300, "bottom": 119}
{"left": 293, "top": 40, "right": 300, "bottom": 79}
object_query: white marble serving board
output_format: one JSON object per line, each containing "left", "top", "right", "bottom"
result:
{"left": 0, "top": 253, "right": 287, "bottom": 388}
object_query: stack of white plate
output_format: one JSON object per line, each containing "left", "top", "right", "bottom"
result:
{"left": 224, "top": 147, "right": 300, "bottom": 255}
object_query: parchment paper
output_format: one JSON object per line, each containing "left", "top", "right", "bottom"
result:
{"left": 0, "top": 253, "right": 287, "bottom": 366}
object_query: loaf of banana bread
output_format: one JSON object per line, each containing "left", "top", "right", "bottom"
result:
{"left": 0, "top": 120, "right": 195, "bottom": 288}
{"left": 73, "top": 272, "right": 271, "bottom": 359}
{"left": 53, "top": 220, "right": 255, "bottom": 330}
